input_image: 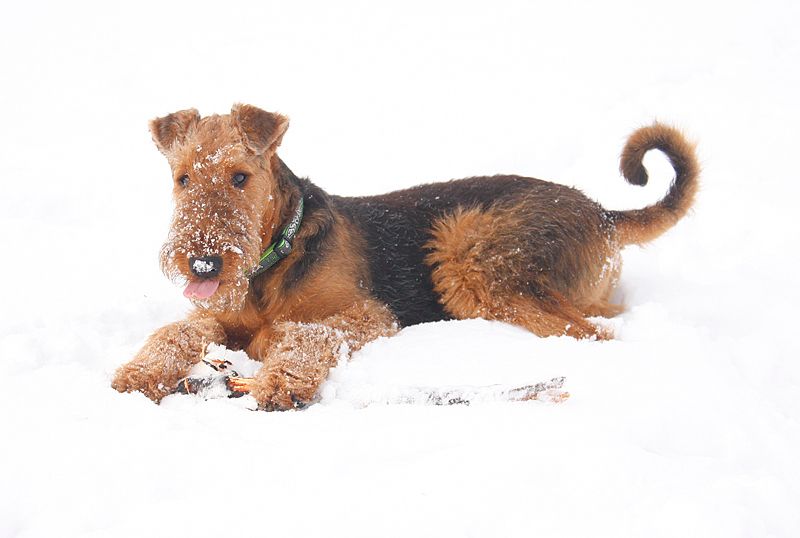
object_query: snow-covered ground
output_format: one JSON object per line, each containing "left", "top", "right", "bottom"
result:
{"left": 2, "top": 1, "right": 799, "bottom": 536}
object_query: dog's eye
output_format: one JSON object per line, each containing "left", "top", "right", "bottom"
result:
{"left": 178, "top": 174, "right": 189, "bottom": 187}
{"left": 232, "top": 173, "right": 248, "bottom": 188}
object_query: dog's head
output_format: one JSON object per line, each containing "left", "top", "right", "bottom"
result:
{"left": 150, "top": 104, "right": 289, "bottom": 312}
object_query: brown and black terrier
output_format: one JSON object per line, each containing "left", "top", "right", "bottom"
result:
{"left": 112, "top": 104, "right": 699, "bottom": 410}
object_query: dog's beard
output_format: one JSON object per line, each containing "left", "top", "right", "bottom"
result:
{"left": 160, "top": 198, "right": 262, "bottom": 312}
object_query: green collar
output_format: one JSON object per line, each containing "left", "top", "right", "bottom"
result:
{"left": 249, "top": 197, "right": 304, "bottom": 279}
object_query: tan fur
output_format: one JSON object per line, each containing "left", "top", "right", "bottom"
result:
{"left": 114, "top": 105, "right": 396, "bottom": 409}
{"left": 612, "top": 123, "right": 700, "bottom": 245}
{"left": 425, "top": 206, "right": 616, "bottom": 340}
{"left": 246, "top": 301, "right": 397, "bottom": 410}
{"left": 214, "top": 211, "right": 375, "bottom": 346}
{"left": 111, "top": 315, "right": 225, "bottom": 402}
{"left": 422, "top": 123, "right": 698, "bottom": 340}
{"left": 113, "top": 107, "right": 698, "bottom": 409}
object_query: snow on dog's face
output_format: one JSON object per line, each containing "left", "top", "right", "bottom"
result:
{"left": 150, "top": 105, "right": 289, "bottom": 312}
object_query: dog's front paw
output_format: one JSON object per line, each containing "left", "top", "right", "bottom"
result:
{"left": 247, "top": 367, "right": 319, "bottom": 411}
{"left": 111, "top": 361, "right": 173, "bottom": 403}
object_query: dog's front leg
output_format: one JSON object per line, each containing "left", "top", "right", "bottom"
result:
{"left": 243, "top": 301, "right": 397, "bottom": 411}
{"left": 112, "top": 315, "right": 226, "bottom": 403}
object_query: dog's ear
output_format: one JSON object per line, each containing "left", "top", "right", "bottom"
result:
{"left": 149, "top": 109, "right": 200, "bottom": 155}
{"left": 231, "top": 104, "right": 289, "bottom": 155}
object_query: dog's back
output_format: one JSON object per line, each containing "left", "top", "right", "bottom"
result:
{"left": 331, "top": 123, "right": 698, "bottom": 335}
{"left": 334, "top": 175, "right": 608, "bottom": 326}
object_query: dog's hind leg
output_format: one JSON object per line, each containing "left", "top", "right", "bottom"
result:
{"left": 243, "top": 300, "right": 398, "bottom": 410}
{"left": 581, "top": 300, "right": 624, "bottom": 319}
{"left": 434, "top": 280, "right": 610, "bottom": 340}
{"left": 503, "top": 293, "right": 612, "bottom": 340}
{"left": 112, "top": 315, "right": 226, "bottom": 402}
{"left": 425, "top": 206, "right": 612, "bottom": 340}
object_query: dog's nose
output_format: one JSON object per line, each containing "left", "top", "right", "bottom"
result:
{"left": 189, "top": 255, "right": 223, "bottom": 279}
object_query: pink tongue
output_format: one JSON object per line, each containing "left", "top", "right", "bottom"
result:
{"left": 183, "top": 279, "right": 220, "bottom": 299}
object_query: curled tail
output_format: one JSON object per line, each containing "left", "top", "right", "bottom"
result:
{"left": 608, "top": 123, "right": 700, "bottom": 245}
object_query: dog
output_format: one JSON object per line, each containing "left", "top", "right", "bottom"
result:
{"left": 112, "top": 104, "right": 699, "bottom": 410}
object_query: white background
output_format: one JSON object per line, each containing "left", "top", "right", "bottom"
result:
{"left": 1, "top": 1, "right": 799, "bottom": 536}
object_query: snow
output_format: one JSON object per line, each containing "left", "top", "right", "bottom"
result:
{"left": 2, "top": 1, "right": 800, "bottom": 537}
{"left": 191, "top": 259, "right": 214, "bottom": 274}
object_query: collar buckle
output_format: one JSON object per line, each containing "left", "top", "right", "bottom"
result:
{"left": 274, "top": 237, "right": 292, "bottom": 258}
